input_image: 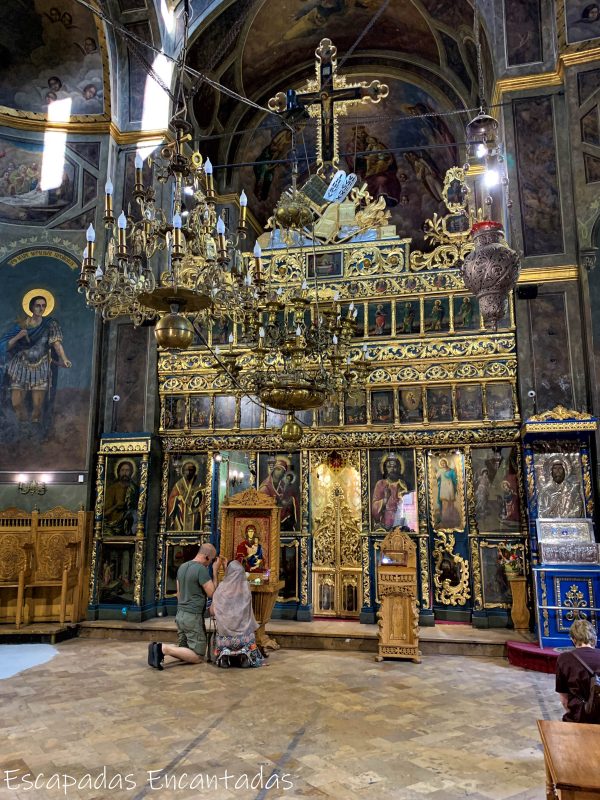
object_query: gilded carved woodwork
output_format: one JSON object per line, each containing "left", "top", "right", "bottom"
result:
{"left": 432, "top": 531, "right": 470, "bottom": 606}
{"left": 93, "top": 438, "right": 151, "bottom": 608}
{"left": 161, "top": 426, "right": 521, "bottom": 453}
{"left": 300, "top": 535, "right": 309, "bottom": 606}
{"left": 312, "top": 479, "right": 362, "bottom": 617}
{"left": 470, "top": 537, "right": 484, "bottom": 611}
{"left": 376, "top": 529, "right": 420, "bottom": 662}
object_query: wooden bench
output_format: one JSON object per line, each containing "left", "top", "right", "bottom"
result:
{"left": 538, "top": 720, "right": 600, "bottom": 799}
{"left": 0, "top": 507, "right": 91, "bottom": 627}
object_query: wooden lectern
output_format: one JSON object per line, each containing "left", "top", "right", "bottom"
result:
{"left": 376, "top": 528, "right": 420, "bottom": 663}
{"left": 220, "top": 489, "right": 283, "bottom": 652}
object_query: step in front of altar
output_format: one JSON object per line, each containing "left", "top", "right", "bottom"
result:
{"left": 77, "top": 618, "right": 535, "bottom": 658}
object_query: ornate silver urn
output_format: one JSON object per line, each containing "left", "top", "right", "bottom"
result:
{"left": 461, "top": 221, "right": 520, "bottom": 329}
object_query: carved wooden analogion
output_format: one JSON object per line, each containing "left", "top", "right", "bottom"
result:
{"left": 376, "top": 528, "right": 420, "bottom": 662}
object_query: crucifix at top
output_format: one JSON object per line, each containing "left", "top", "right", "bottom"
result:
{"left": 268, "top": 38, "right": 389, "bottom": 178}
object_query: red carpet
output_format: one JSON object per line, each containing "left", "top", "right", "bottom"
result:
{"left": 507, "top": 640, "right": 559, "bottom": 673}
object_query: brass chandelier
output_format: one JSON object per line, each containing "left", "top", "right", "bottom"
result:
{"left": 78, "top": 116, "right": 252, "bottom": 342}
{"left": 78, "top": 1, "right": 252, "bottom": 343}
{"left": 234, "top": 246, "right": 368, "bottom": 414}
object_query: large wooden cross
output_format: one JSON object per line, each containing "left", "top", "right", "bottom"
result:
{"left": 268, "top": 38, "right": 389, "bottom": 177}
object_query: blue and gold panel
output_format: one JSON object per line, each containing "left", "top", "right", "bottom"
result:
{"left": 553, "top": 575, "right": 597, "bottom": 633}
{"left": 534, "top": 565, "right": 600, "bottom": 648}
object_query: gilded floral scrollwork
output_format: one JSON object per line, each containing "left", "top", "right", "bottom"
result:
{"left": 564, "top": 583, "right": 587, "bottom": 621}
{"left": 432, "top": 531, "right": 470, "bottom": 606}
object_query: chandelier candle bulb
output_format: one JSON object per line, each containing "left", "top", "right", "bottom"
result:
{"left": 216, "top": 216, "right": 227, "bottom": 258}
{"left": 85, "top": 224, "right": 95, "bottom": 263}
{"left": 253, "top": 241, "right": 263, "bottom": 283}
{"left": 172, "top": 212, "right": 184, "bottom": 256}
{"left": 204, "top": 157, "right": 214, "bottom": 199}
{"left": 239, "top": 190, "right": 248, "bottom": 230}
{"left": 104, "top": 178, "right": 114, "bottom": 221}
{"left": 117, "top": 211, "right": 128, "bottom": 256}
{"left": 134, "top": 153, "right": 144, "bottom": 193}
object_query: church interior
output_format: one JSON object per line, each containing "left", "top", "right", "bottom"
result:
{"left": 1, "top": 0, "right": 600, "bottom": 797}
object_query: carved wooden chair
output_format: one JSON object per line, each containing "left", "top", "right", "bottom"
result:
{"left": 0, "top": 509, "right": 34, "bottom": 628}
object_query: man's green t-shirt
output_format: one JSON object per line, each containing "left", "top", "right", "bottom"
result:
{"left": 177, "top": 560, "right": 211, "bottom": 614}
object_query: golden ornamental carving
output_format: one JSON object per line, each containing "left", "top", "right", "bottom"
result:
{"left": 301, "top": 450, "right": 310, "bottom": 533}
{"left": 134, "top": 539, "right": 144, "bottom": 607}
{"left": 136, "top": 456, "right": 149, "bottom": 537}
{"left": 0, "top": 534, "right": 29, "bottom": 580}
{"left": 360, "top": 449, "right": 370, "bottom": 532}
{"left": 161, "top": 425, "right": 521, "bottom": 454}
{"left": 410, "top": 237, "right": 474, "bottom": 272}
{"left": 339, "top": 499, "right": 361, "bottom": 566}
{"left": 300, "top": 536, "right": 309, "bottom": 605}
{"left": 99, "top": 439, "right": 151, "bottom": 454}
{"left": 418, "top": 537, "right": 430, "bottom": 609}
{"left": 361, "top": 534, "right": 370, "bottom": 607}
{"left": 582, "top": 454, "right": 594, "bottom": 516}
{"left": 470, "top": 538, "right": 484, "bottom": 610}
{"left": 432, "top": 532, "right": 470, "bottom": 606}
{"left": 222, "top": 487, "right": 278, "bottom": 509}
{"left": 528, "top": 405, "right": 595, "bottom": 423}
{"left": 89, "top": 539, "right": 99, "bottom": 604}
{"left": 313, "top": 504, "right": 336, "bottom": 567}
{"left": 93, "top": 458, "right": 105, "bottom": 536}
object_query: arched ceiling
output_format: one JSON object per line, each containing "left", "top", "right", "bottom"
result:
{"left": 187, "top": 0, "right": 493, "bottom": 165}
{"left": 185, "top": 0, "right": 493, "bottom": 242}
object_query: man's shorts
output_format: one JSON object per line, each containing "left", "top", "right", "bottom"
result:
{"left": 175, "top": 609, "right": 207, "bottom": 657}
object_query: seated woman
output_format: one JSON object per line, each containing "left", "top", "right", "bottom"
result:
{"left": 210, "top": 560, "right": 264, "bottom": 669}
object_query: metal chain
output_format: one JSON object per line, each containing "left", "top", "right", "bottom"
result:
{"left": 473, "top": 1, "right": 487, "bottom": 109}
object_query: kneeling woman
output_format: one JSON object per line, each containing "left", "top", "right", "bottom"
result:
{"left": 210, "top": 560, "right": 263, "bottom": 668}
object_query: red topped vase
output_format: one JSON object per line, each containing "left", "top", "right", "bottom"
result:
{"left": 460, "top": 221, "right": 520, "bottom": 329}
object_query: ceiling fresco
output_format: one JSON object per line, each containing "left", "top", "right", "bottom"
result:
{"left": 186, "top": 0, "right": 486, "bottom": 242}
{"left": 240, "top": 1, "right": 440, "bottom": 99}
{"left": 0, "top": 0, "right": 105, "bottom": 117}
{"left": 236, "top": 75, "right": 461, "bottom": 248}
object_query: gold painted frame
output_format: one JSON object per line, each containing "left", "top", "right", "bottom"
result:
{"left": 94, "top": 437, "right": 150, "bottom": 607}
{"left": 220, "top": 488, "right": 280, "bottom": 585}
{"left": 427, "top": 450, "right": 466, "bottom": 533}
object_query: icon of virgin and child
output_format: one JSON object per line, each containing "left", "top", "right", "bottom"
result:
{"left": 258, "top": 455, "right": 299, "bottom": 531}
{"left": 235, "top": 523, "right": 265, "bottom": 573}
